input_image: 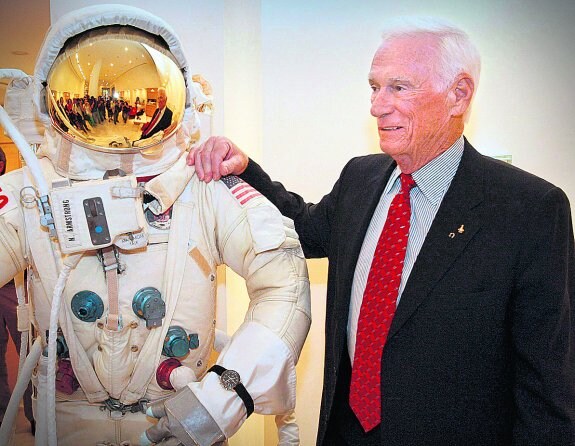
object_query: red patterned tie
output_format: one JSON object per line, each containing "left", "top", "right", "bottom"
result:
{"left": 142, "top": 108, "right": 161, "bottom": 136}
{"left": 349, "top": 173, "right": 416, "bottom": 432}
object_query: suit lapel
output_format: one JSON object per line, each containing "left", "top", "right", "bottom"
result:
{"left": 144, "top": 108, "right": 162, "bottom": 135}
{"left": 388, "top": 141, "right": 485, "bottom": 340}
{"left": 334, "top": 156, "right": 396, "bottom": 334}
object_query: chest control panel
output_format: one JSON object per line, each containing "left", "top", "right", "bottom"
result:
{"left": 83, "top": 197, "right": 111, "bottom": 246}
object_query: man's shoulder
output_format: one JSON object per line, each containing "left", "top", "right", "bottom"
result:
{"left": 342, "top": 153, "right": 394, "bottom": 177}
{"left": 464, "top": 143, "right": 562, "bottom": 205}
{"left": 478, "top": 151, "right": 557, "bottom": 196}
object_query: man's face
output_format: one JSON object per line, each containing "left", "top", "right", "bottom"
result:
{"left": 158, "top": 91, "right": 167, "bottom": 109}
{"left": 369, "top": 35, "right": 456, "bottom": 169}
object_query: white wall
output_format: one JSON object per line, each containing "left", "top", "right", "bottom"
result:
{"left": 50, "top": 1, "right": 575, "bottom": 445}
{"left": 259, "top": 0, "right": 575, "bottom": 206}
{"left": 49, "top": 58, "right": 85, "bottom": 100}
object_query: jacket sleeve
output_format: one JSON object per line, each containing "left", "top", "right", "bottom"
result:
{"left": 511, "top": 185, "right": 575, "bottom": 443}
{"left": 185, "top": 176, "right": 312, "bottom": 440}
{"left": 240, "top": 158, "right": 346, "bottom": 259}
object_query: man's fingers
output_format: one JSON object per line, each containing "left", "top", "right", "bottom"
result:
{"left": 192, "top": 139, "right": 211, "bottom": 181}
{"left": 204, "top": 136, "right": 234, "bottom": 181}
{"left": 197, "top": 146, "right": 213, "bottom": 182}
{"left": 192, "top": 136, "right": 222, "bottom": 181}
{"left": 186, "top": 147, "right": 197, "bottom": 166}
{"left": 188, "top": 136, "right": 245, "bottom": 182}
{"left": 209, "top": 140, "right": 230, "bottom": 181}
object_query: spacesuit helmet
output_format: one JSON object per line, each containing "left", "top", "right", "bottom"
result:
{"left": 32, "top": 5, "right": 209, "bottom": 179}
{"left": 44, "top": 24, "right": 187, "bottom": 152}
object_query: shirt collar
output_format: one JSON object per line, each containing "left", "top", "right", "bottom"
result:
{"left": 386, "top": 136, "right": 464, "bottom": 205}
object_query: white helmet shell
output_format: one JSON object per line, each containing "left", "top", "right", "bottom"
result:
{"left": 32, "top": 4, "right": 207, "bottom": 180}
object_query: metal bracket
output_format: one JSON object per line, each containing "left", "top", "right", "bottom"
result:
{"left": 100, "top": 398, "right": 149, "bottom": 415}
{"left": 20, "top": 186, "right": 57, "bottom": 238}
{"left": 97, "top": 246, "right": 125, "bottom": 274}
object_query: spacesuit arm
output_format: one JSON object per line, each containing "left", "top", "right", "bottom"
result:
{"left": 0, "top": 173, "right": 27, "bottom": 287}
{"left": 198, "top": 181, "right": 311, "bottom": 433}
{"left": 145, "top": 178, "right": 311, "bottom": 445}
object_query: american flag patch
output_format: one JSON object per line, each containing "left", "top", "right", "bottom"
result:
{"left": 221, "top": 176, "right": 262, "bottom": 206}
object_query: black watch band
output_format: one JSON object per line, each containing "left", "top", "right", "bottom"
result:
{"left": 208, "top": 365, "right": 254, "bottom": 417}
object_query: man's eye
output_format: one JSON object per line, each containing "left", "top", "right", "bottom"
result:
{"left": 370, "top": 85, "right": 378, "bottom": 92}
{"left": 393, "top": 85, "right": 405, "bottom": 92}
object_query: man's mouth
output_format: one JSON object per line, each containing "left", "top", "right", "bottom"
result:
{"left": 380, "top": 126, "right": 402, "bottom": 131}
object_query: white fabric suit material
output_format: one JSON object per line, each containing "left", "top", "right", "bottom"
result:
{"left": 0, "top": 4, "right": 312, "bottom": 445}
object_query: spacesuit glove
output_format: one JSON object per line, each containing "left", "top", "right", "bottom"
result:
{"left": 276, "top": 411, "right": 300, "bottom": 446}
{"left": 141, "top": 386, "right": 226, "bottom": 446}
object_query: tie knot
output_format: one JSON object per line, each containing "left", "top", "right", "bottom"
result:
{"left": 400, "top": 173, "right": 416, "bottom": 194}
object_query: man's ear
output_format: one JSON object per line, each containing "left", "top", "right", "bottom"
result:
{"left": 449, "top": 74, "right": 474, "bottom": 117}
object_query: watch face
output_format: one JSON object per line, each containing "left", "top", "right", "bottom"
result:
{"left": 220, "top": 369, "right": 241, "bottom": 391}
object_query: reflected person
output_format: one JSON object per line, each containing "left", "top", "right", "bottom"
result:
{"left": 139, "top": 87, "right": 173, "bottom": 140}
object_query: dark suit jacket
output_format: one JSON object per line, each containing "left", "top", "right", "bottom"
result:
{"left": 141, "top": 106, "right": 173, "bottom": 139}
{"left": 240, "top": 138, "right": 575, "bottom": 445}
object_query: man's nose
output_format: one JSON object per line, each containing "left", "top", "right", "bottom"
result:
{"left": 370, "top": 90, "right": 394, "bottom": 117}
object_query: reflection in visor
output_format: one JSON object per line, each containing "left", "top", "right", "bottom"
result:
{"left": 46, "top": 26, "right": 186, "bottom": 152}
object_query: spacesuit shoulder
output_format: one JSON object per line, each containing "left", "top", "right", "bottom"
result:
{"left": 0, "top": 168, "right": 27, "bottom": 286}
{"left": 211, "top": 175, "right": 287, "bottom": 254}
{"left": 0, "top": 168, "right": 25, "bottom": 217}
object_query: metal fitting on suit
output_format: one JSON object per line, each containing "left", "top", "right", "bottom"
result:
{"left": 132, "top": 287, "right": 165, "bottom": 328}
{"left": 156, "top": 358, "right": 182, "bottom": 390}
{"left": 71, "top": 290, "right": 104, "bottom": 322}
{"left": 162, "top": 326, "right": 190, "bottom": 358}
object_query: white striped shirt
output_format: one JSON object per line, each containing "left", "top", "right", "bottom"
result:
{"left": 348, "top": 136, "right": 465, "bottom": 364}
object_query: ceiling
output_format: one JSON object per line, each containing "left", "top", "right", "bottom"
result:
{"left": 0, "top": 0, "right": 50, "bottom": 105}
{"left": 59, "top": 37, "right": 156, "bottom": 90}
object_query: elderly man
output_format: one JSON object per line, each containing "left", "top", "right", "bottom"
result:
{"left": 140, "top": 87, "right": 173, "bottom": 140}
{"left": 189, "top": 17, "right": 575, "bottom": 446}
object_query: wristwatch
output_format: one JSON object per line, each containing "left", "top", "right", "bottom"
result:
{"left": 208, "top": 365, "right": 254, "bottom": 417}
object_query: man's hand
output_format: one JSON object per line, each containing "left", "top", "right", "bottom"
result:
{"left": 187, "top": 136, "right": 249, "bottom": 182}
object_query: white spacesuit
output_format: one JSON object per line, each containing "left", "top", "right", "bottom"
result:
{"left": 0, "top": 5, "right": 311, "bottom": 446}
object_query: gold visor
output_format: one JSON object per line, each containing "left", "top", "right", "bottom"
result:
{"left": 46, "top": 26, "right": 186, "bottom": 152}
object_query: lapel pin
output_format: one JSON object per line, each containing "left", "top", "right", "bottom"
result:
{"left": 449, "top": 225, "right": 465, "bottom": 238}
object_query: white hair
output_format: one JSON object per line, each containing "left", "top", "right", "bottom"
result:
{"left": 380, "top": 17, "right": 481, "bottom": 120}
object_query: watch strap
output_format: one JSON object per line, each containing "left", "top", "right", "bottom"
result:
{"left": 208, "top": 365, "right": 254, "bottom": 417}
